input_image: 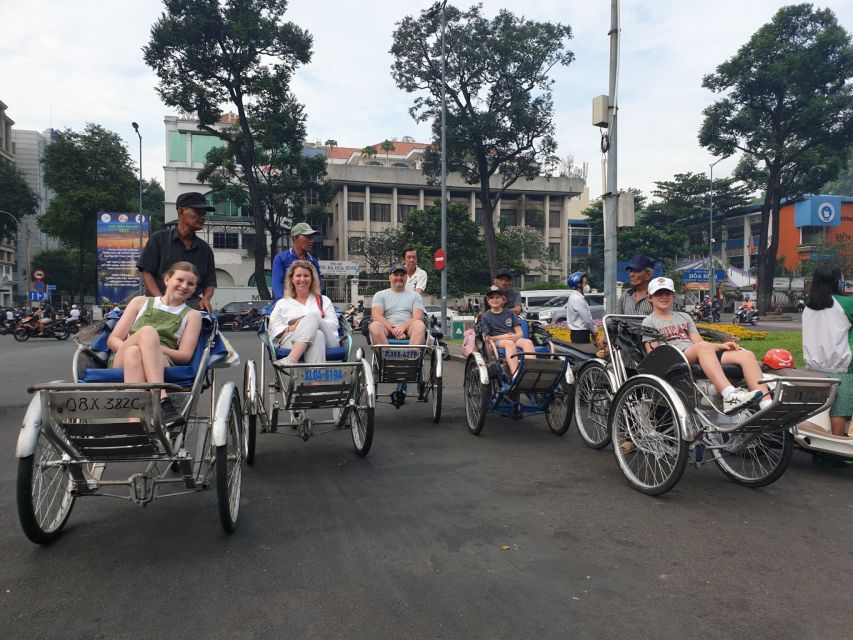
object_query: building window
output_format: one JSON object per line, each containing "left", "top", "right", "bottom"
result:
{"left": 549, "top": 243, "right": 561, "bottom": 259}
{"left": 398, "top": 204, "right": 416, "bottom": 222}
{"left": 242, "top": 233, "right": 257, "bottom": 255}
{"left": 526, "top": 274, "right": 541, "bottom": 283}
{"left": 549, "top": 210, "right": 562, "bottom": 228}
{"left": 500, "top": 208, "right": 517, "bottom": 227}
{"left": 212, "top": 232, "right": 239, "bottom": 249}
{"left": 391, "top": 162, "right": 410, "bottom": 168}
{"left": 348, "top": 202, "right": 364, "bottom": 221}
{"left": 191, "top": 134, "right": 225, "bottom": 164}
{"left": 305, "top": 189, "right": 318, "bottom": 206}
{"left": 168, "top": 131, "right": 187, "bottom": 162}
{"left": 370, "top": 203, "right": 391, "bottom": 222}
{"left": 475, "top": 208, "right": 486, "bottom": 225}
{"left": 801, "top": 225, "right": 825, "bottom": 245}
{"left": 348, "top": 236, "right": 364, "bottom": 253}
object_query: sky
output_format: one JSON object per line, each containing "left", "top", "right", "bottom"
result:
{"left": 3, "top": 0, "right": 852, "bottom": 199}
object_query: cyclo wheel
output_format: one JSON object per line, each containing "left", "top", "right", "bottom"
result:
{"left": 575, "top": 362, "right": 614, "bottom": 449}
{"left": 610, "top": 376, "right": 688, "bottom": 496}
{"left": 430, "top": 347, "right": 442, "bottom": 423}
{"left": 216, "top": 391, "right": 243, "bottom": 533}
{"left": 350, "top": 367, "right": 374, "bottom": 457}
{"left": 711, "top": 427, "right": 794, "bottom": 487}
{"left": 463, "top": 357, "right": 488, "bottom": 435}
{"left": 244, "top": 414, "right": 256, "bottom": 466}
{"left": 546, "top": 379, "right": 574, "bottom": 436}
{"left": 17, "top": 428, "right": 76, "bottom": 544}
{"left": 13, "top": 327, "right": 29, "bottom": 342}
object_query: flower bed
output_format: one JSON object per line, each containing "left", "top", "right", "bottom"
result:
{"left": 696, "top": 323, "right": 769, "bottom": 341}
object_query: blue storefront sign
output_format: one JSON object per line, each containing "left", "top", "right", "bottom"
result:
{"left": 794, "top": 195, "right": 842, "bottom": 228}
{"left": 681, "top": 269, "right": 726, "bottom": 283}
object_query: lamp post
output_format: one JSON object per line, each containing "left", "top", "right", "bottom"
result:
{"left": 131, "top": 122, "right": 144, "bottom": 292}
{"left": 708, "top": 156, "right": 727, "bottom": 303}
{"left": 426, "top": 0, "right": 449, "bottom": 332}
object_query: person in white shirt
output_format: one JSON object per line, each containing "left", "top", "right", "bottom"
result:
{"left": 565, "top": 271, "right": 596, "bottom": 344}
{"left": 69, "top": 305, "right": 81, "bottom": 320}
{"left": 403, "top": 247, "right": 427, "bottom": 294}
{"left": 268, "top": 260, "right": 339, "bottom": 365}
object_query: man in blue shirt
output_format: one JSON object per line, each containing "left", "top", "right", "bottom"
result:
{"left": 271, "top": 222, "right": 323, "bottom": 300}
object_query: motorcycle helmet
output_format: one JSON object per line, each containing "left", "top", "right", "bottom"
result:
{"left": 567, "top": 271, "right": 586, "bottom": 289}
{"left": 762, "top": 348, "right": 794, "bottom": 370}
{"left": 72, "top": 304, "right": 78, "bottom": 309}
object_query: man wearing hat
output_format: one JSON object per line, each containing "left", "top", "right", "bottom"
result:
{"left": 272, "top": 222, "right": 323, "bottom": 301}
{"left": 616, "top": 254, "right": 655, "bottom": 315}
{"left": 137, "top": 192, "right": 217, "bottom": 312}
{"left": 493, "top": 268, "right": 522, "bottom": 315}
{"left": 369, "top": 264, "right": 426, "bottom": 346}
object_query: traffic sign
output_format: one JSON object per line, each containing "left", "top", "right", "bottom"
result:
{"left": 28, "top": 291, "right": 46, "bottom": 301}
{"left": 32, "top": 280, "right": 46, "bottom": 292}
{"left": 47, "top": 284, "right": 57, "bottom": 291}
{"left": 32, "top": 269, "right": 45, "bottom": 280}
{"left": 433, "top": 248, "right": 446, "bottom": 271}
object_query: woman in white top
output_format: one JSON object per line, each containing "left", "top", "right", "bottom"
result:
{"left": 269, "top": 260, "right": 339, "bottom": 365}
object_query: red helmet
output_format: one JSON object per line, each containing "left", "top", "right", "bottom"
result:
{"left": 762, "top": 348, "right": 794, "bottom": 370}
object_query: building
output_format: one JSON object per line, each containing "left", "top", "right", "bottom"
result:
{"left": 11, "top": 129, "right": 59, "bottom": 297}
{"left": 162, "top": 115, "right": 590, "bottom": 297}
{"left": 0, "top": 100, "right": 16, "bottom": 306}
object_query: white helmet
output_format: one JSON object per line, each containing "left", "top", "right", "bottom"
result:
{"left": 72, "top": 304, "right": 78, "bottom": 309}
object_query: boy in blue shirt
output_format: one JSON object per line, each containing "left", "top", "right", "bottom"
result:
{"left": 479, "top": 285, "right": 535, "bottom": 376}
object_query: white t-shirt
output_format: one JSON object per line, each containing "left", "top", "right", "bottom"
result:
{"left": 803, "top": 296, "right": 853, "bottom": 373}
{"left": 405, "top": 267, "right": 428, "bottom": 293}
{"left": 69, "top": 308, "right": 81, "bottom": 319}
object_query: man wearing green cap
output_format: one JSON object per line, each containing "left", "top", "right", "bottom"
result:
{"left": 272, "top": 222, "right": 323, "bottom": 300}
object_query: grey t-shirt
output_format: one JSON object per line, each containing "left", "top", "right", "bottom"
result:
{"left": 372, "top": 288, "right": 425, "bottom": 325}
{"left": 642, "top": 311, "right": 697, "bottom": 352}
{"left": 479, "top": 308, "right": 520, "bottom": 337}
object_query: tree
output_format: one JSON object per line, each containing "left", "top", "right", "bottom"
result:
{"left": 699, "top": 4, "right": 853, "bottom": 312}
{"left": 820, "top": 150, "right": 853, "bottom": 195}
{"left": 350, "top": 228, "right": 406, "bottom": 275}
{"left": 42, "top": 124, "right": 136, "bottom": 301}
{"left": 0, "top": 158, "right": 38, "bottom": 241}
{"left": 360, "top": 145, "right": 377, "bottom": 161}
{"left": 32, "top": 247, "right": 96, "bottom": 301}
{"left": 391, "top": 4, "right": 573, "bottom": 278}
{"left": 324, "top": 139, "right": 338, "bottom": 149}
{"left": 142, "top": 178, "right": 165, "bottom": 232}
{"left": 380, "top": 139, "right": 395, "bottom": 164}
{"left": 144, "top": 0, "right": 313, "bottom": 299}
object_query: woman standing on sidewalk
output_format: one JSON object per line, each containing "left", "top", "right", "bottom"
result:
{"left": 802, "top": 264, "right": 853, "bottom": 437}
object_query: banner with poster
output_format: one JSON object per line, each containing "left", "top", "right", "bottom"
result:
{"left": 97, "top": 212, "right": 148, "bottom": 305}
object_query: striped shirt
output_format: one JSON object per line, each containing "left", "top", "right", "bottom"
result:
{"left": 616, "top": 288, "right": 653, "bottom": 315}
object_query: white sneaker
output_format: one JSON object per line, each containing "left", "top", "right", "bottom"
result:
{"left": 723, "top": 388, "right": 763, "bottom": 412}
{"left": 274, "top": 357, "right": 295, "bottom": 368}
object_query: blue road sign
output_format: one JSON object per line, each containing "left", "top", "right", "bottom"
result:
{"left": 47, "top": 284, "right": 57, "bottom": 291}
{"left": 32, "top": 280, "right": 45, "bottom": 292}
{"left": 28, "top": 291, "right": 46, "bottom": 301}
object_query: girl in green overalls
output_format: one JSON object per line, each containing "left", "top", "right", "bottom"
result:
{"left": 108, "top": 262, "right": 203, "bottom": 428}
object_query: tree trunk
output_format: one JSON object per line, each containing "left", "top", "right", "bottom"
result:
{"left": 476, "top": 153, "right": 498, "bottom": 280}
{"left": 756, "top": 165, "right": 781, "bottom": 315}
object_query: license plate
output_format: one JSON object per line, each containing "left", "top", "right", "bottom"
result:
{"left": 50, "top": 391, "right": 153, "bottom": 419}
{"left": 384, "top": 349, "right": 420, "bottom": 360}
{"left": 298, "top": 368, "right": 346, "bottom": 383}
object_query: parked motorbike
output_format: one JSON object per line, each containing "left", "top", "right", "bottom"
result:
{"left": 13, "top": 316, "right": 70, "bottom": 341}
{"left": 342, "top": 301, "right": 364, "bottom": 328}
{"left": 231, "top": 310, "right": 263, "bottom": 332}
{"left": 692, "top": 301, "right": 721, "bottom": 324}
{"left": 0, "top": 318, "right": 16, "bottom": 335}
{"left": 732, "top": 305, "right": 759, "bottom": 326}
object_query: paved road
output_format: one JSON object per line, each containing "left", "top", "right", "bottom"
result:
{"left": 0, "top": 331, "right": 850, "bottom": 639}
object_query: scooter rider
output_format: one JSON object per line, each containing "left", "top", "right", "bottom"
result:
{"left": 566, "top": 271, "right": 596, "bottom": 344}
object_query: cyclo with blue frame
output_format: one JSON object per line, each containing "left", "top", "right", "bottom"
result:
{"left": 573, "top": 314, "right": 840, "bottom": 495}
{"left": 14, "top": 311, "right": 244, "bottom": 544}
{"left": 462, "top": 318, "right": 575, "bottom": 436}
{"left": 242, "top": 307, "right": 375, "bottom": 463}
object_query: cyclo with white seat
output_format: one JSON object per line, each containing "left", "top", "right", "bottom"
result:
{"left": 242, "top": 308, "right": 375, "bottom": 462}
{"left": 462, "top": 319, "right": 575, "bottom": 436}
{"left": 14, "top": 311, "right": 244, "bottom": 544}
{"left": 573, "top": 314, "right": 839, "bottom": 495}
{"left": 369, "top": 322, "right": 444, "bottom": 422}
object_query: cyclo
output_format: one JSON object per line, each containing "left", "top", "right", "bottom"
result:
{"left": 242, "top": 308, "right": 375, "bottom": 463}
{"left": 14, "top": 312, "right": 244, "bottom": 544}
{"left": 462, "top": 319, "right": 575, "bottom": 436}
{"left": 572, "top": 314, "right": 839, "bottom": 495}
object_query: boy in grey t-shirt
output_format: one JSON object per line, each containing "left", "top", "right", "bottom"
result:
{"left": 369, "top": 264, "right": 426, "bottom": 345}
{"left": 642, "top": 276, "right": 769, "bottom": 412}
{"left": 479, "top": 285, "right": 535, "bottom": 376}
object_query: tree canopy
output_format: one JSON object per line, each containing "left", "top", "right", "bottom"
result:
{"left": 144, "top": 0, "right": 314, "bottom": 299}
{"left": 699, "top": 3, "right": 853, "bottom": 312}
{"left": 41, "top": 124, "right": 137, "bottom": 300}
{"left": 390, "top": 3, "right": 573, "bottom": 279}
{"left": 0, "top": 157, "right": 38, "bottom": 241}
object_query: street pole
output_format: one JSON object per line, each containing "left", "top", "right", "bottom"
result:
{"left": 708, "top": 156, "right": 726, "bottom": 303}
{"left": 439, "top": 1, "right": 449, "bottom": 333}
{"left": 603, "top": 0, "right": 620, "bottom": 313}
{"left": 132, "top": 122, "right": 143, "bottom": 293}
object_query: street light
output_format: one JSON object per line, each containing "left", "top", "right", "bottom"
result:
{"left": 708, "top": 156, "right": 727, "bottom": 303}
{"left": 131, "top": 122, "right": 144, "bottom": 292}
{"left": 426, "top": 0, "right": 449, "bottom": 332}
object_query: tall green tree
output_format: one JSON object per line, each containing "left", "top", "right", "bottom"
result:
{"left": 0, "top": 158, "right": 38, "bottom": 241}
{"left": 142, "top": 178, "right": 165, "bottom": 231}
{"left": 391, "top": 3, "right": 573, "bottom": 279}
{"left": 32, "top": 247, "right": 96, "bottom": 301}
{"left": 144, "top": 0, "right": 313, "bottom": 299}
{"left": 41, "top": 124, "right": 136, "bottom": 301}
{"left": 699, "top": 4, "right": 853, "bottom": 312}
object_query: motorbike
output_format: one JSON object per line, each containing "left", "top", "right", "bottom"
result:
{"left": 0, "top": 318, "right": 17, "bottom": 335}
{"left": 692, "top": 301, "right": 721, "bottom": 324}
{"left": 342, "top": 302, "right": 364, "bottom": 328}
{"left": 231, "top": 310, "right": 264, "bottom": 332}
{"left": 64, "top": 317, "right": 81, "bottom": 334}
{"left": 732, "top": 305, "right": 759, "bottom": 326}
{"left": 12, "top": 316, "right": 71, "bottom": 341}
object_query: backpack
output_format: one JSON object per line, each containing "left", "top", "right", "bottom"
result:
{"left": 461, "top": 328, "right": 477, "bottom": 358}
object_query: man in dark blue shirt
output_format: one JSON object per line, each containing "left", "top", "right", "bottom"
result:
{"left": 271, "top": 222, "right": 323, "bottom": 300}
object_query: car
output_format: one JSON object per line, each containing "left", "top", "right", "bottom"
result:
{"left": 525, "top": 293, "right": 605, "bottom": 324}
{"left": 215, "top": 300, "right": 269, "bottom": 329}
